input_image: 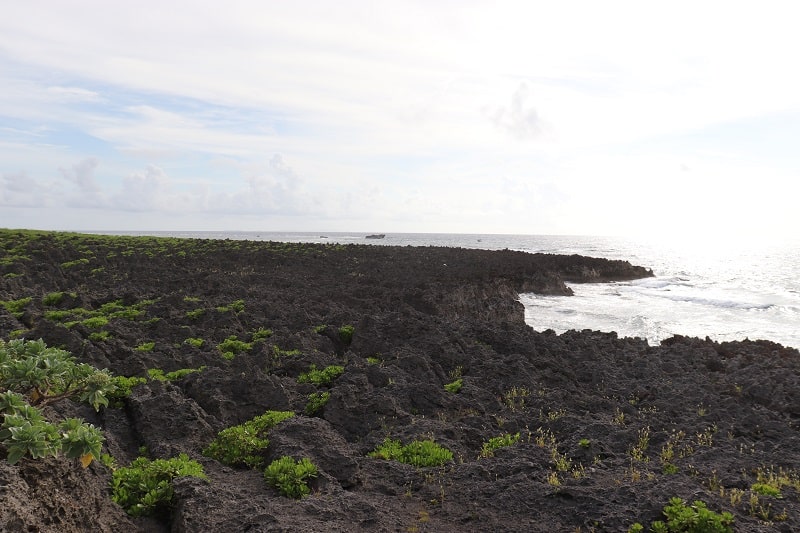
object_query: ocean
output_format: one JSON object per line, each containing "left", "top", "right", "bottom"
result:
{"left": 97, "top": 231, "right": 800, "bottom": 350}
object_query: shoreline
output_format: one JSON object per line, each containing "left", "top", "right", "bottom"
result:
{"left": 2, "top": 229, "right": 799, "bottom": 531}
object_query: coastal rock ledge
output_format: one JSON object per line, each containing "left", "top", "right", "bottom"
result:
{"left": 1, "top": 230, "right": 799, "bottom": 532}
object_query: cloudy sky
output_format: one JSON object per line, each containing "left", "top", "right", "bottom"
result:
{"left": 2, "top": 1, "right": 799, "bottom": 241}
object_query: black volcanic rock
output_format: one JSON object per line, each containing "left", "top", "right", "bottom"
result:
{"left": 0, "top": 231, "right": 797, "bottom": 532}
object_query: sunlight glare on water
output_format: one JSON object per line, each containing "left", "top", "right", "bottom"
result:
{"left": 520, "top": 235, "right": 800, "bottom": 349}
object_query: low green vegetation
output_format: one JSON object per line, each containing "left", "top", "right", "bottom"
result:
{"left": 110, "top": 453, "right": 206, "bottom": 517}
{"left": 216, "top": 299, "right": 245, "bottom": 314}
{"left": 444, "top": 378, "right": 463, "bottom": 393}
{"left": 61, "top": 257, "right": 90, "bottom": 269}
{"left": 0, "top": 393, "right": 104, "bottom": 467}
{"left": 750, "top": 465, "right": 798, "bottom": 499}
{"left": 252, "top": 327, "right": 273, "bottom": 342}
{"left": 0, "top": 339, "right": 115, "bottom": 467}
{"left": 629, "top": 426, "right": 650, "bottom": 462}
{"left": 42, "top": 291, "right": 66, "bottom": 306}
{"left": 272, "top": 345, "right": 301, "bottom": 357}
{"left": 297, "top": 364, "right": 344, "bottom": 386}
{"left": 751, "top": 482, "right": 781, "bottom": 498}
{"left": 107, "top": 375, "right": 148, "bottom": 406}
{"left": 40, "top": 298, "right": 154, "bottom": 333}
{"left": 338, "top": 324, "right": 355, "bottom": 345}
{"left": 217, "top": 335, "right": 253, "bottom": 360}
{"left": 81, "top": 316, "right": 109, "bottom": 329}
{"left": 480, "top": 432, "right": 521, "bottom": 458}
{"left": 147, "top": 366, "right": 205, "bottom": 382}
{"left": 264, "top": 456, "right": 318, "bottom": 498}
{"left": 0, "top": 338, "right": 113, "bottom": 410}
{"left": 369, "top": 437, "right": 453, "bottom": 467}
{"left": 135, "top": 342, "right": 155, "bottom": 352}
{"left": 183, "top": 337, "right": 204, "bottom": 348}
{"left": 305, "top": 391, "right": 330, "bottom": 415}
{"left": 629, "top": 497, "right": 734, "bottom": 533}
{"left": 1, "top": 297, "right": 32, "bottom": 319}
{"left": 44, "top": 310, "right": 71, "bottom": 321}
{"left": 89, "top": 331, "right": 112, "bottom": 342}
{"left": 502, "top": 386, "right": 530, "bottom": 412}
{"left": 185, "top": 308, "right": 205, "bottom": 320}
{"left": 203, "top": 410, "right": 295, "bottom": 468}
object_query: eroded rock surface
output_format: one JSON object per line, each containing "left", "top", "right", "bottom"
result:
{"left": 1, "top": 232, "right": 798, "bottom": 532}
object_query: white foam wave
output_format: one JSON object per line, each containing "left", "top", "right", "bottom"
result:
{"left": 646, "top": 292, "right": 774, "bottom": 310}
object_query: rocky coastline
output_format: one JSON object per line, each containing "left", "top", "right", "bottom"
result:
{"left": 2, "top": 230, "right": 800, "bottom": 532}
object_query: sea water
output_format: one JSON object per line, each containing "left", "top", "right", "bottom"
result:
{"left": 98, "top": 231, "right": 800, "bottom": 350}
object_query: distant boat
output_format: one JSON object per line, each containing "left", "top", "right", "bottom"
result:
{"left": 365, "top": 234, "right": 386, "bottom": 239}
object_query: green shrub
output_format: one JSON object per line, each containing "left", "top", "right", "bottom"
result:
{"left": 216, "top": 299, "right": 245, "bottom": 313}
{"left": 42, "top": 292, "right": 64, "bottom": 306}
{"left": 183, "top": 337, "right": 204, "bottom": 348}
{"left": 297, "top": 364, "right": 344, "bottom": 386}
{"left": 203, "top": 410, "right": 295, "bottom": 468}
{"left": 43, "top": 310, "right": 71, "bottom": 322}
{"left": 81, "top": 316, "right": 109, "bottom": 329}
{"left": 305, "top": 391, "right": 330, "bottom": 416}
{"left": 107, "top": 375, "right": 147, "bottom": 406}
{"left": 1, "top": 297, "right": 32, "bottom": 318}
{"left": 135, "top": 342, "right": 155, "bottom": 352}
{"left": 633, "top": 497, "right": 734, "bottom": 533}
{"left": 186, "top": 308, "right": 205, "bottom": 320}
{"left": 217, "top": 335, "right": 252, "bottom": 359}
{"left": 264, "top": 456, "right": 318, "bottom": 498}
{"left": 662, "top": 463, "right": 680, "bottom": 475}
{"left": 147, "top": 366, "right": 205, "bottom": 382}
{"left": 480, "top": 432, "right": 521, "bottom": 458}
{"left": 57, "top": 417, "right": 105, "bottom": 466}
{"left": 252, "top": 327, "right": 273, "bottom": 342}
{"left": 97, "top": 300, "right": 124, "bottom": 315}
{"left": 369, "top": 437, "right": 453, "bottom": 467}
{"left": 107, "top": 306, "right": 143, "bottom": 320}
{"left": 273, "top": 345, "right": 301, "bottom": 357}
{"left": 89, "top": 331, "right": 111, "bottom": 342}
{"left": 444, "top": 378, "right": 463, "bottom": 393}
{"left": 751, "top": 482, "right": 782, "bottom": 497}
{"left": 0, "top": 402, "right": 103, "bottom": 467}
{"left": 0, "top": 339, "right": 114, "bottom": 467}
{"left": 0, "top": 338, "right": 114, "bottom": 410}
{"left": 338, "top": 325, "right": 354, "bottom": 345}
{"left": 111, "top": 454, "right": 206, "bottom": 517}
{"left": 61, "top": 258, "right": 90, "bottom": 269}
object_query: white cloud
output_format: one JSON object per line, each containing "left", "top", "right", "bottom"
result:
{"left": 46, "top": 86, "right": 101, "bottom": 102}
{"left": 0, "top": 2, "right": 799, "bottom": 236}
{"left": 60, "top": 157, "right": 99, "bottom": 192}
{"left": 0, "top": 172, "right": 51, "bottom": 208}
{"left": 112, "top": 165, "right": 170, "bottom": 211}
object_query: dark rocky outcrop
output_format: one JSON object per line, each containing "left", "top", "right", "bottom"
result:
{"left": 0, "top": 231, "right": 797, "bottom": 532}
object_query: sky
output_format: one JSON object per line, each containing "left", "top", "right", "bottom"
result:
{"left": 2, "top": 1, "right": 799, "bottom": 242}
